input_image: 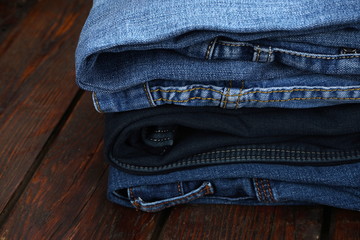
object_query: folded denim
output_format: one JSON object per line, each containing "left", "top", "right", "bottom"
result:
{"left": 105, "top": 104, "right": 360, "bottom": 174}
{"left": 94, "top": 77, "right": 360, "bottom": 112}
{"left": 75, "top": 0, "right": 360, "bottom": 112}
{"left": 107, "top": 161, "right": 360, "bottom": 212}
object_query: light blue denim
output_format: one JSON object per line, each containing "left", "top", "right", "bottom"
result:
{"left": 91, "top": 38, "right": 360, "bottom": 112}
{"left": 75, "top": 0, "right": 360, "bottom": 112}
{"left": 107, "top": 162, "right": 360, "bottom": 212}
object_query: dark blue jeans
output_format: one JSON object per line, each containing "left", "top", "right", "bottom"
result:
{"left": 108, "top": 161, "right": 360, "bottom": 212}
{"left": 105, "top": 104, "right": 360, "bottom": 174}
{"left": 76, "top": 0, "right": 360, "bottom": 112}
{"left": 105, "top": 104, "right": 360, "bottom": 211}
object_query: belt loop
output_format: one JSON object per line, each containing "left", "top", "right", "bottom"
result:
{"left": 205, "top": 37, "right": 218, "bottom": 60}
{"left": 253, "top": 45, "right": 274, "bottom": 63}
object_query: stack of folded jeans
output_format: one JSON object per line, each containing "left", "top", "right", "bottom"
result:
{"left": 76, "top": 0, "right": 360, "bottom": 212}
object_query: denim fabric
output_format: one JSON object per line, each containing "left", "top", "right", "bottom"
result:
{"left": 90, "top": 37, "right": 360, "bottom": 112}
{"left": 107, "top": 161, "right": 360, "bottom": 212}
{"left": 75, "top": 0, "right": 360, "bottom": 112}
{"left": 105, "top": 104, "right": 360, "bottom": 174}
{"left": 94, "top": 77, "right": 360, "bottom": 112}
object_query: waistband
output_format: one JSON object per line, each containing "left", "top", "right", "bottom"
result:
{"left": 94, "top": 79, "right": 360, "bottom": 112}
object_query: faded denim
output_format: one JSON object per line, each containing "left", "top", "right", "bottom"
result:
{"left": 75, "top": 0, "right": 360, "bottom": 112}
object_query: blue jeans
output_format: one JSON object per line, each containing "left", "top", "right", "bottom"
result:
{"left": 104, "top": 103, "right": 360, "bottom": 212}
{"left": 104, "top": 104, "right": 360, "bottom": 174}
{"left": 75, "top": 0, "right": 360, "bottom": 112}
{"left": 107, "top": 162, "right": 360, "bottom": 212}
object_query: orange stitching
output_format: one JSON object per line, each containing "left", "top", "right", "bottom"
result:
{"left": 265, "top": 179, "right": 275, "bottom": 202}
{"left": 247, "top": 97, "right": 360, "bottom": 103}
{"left": 242, "top": 87, "right": 360, "bottom": 96}
{"left": 223, "top": 80, "right": 232, "bottom": 108}
{"left": 254, "top": 179, "right": 263, "bottom": 201}
{"left": 151, "top": 87, "right": 360, "bottom": 97}
{"left": 235, "top": 81, "right": 245, "bottom": 109}
{"left": 205, "top": 184, "right": 213, "bottom": 195}
{"left": 259, "top": 179, "right": 269, "bottom": 202}
{"left": 153, "top": 96, "right": 220, "bottom": 103}
{"left": 153, "top": 96, "right": 360, "bottom": 103}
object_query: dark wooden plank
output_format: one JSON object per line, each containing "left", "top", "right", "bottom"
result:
{"left": 0, "top": 94, "right": 162, "bottom": 239}
{"left": 0, "top": 0, "right": 38, "bottom": 42}
{"left": 159, "top": 205, "right": 323, "bottom": 240}
{"left": 0, "top": 0, "right": 91, "bottom": 216}
{"left": 0, "top": 0, "right": 89, "bottom": 112}
{"left": 61, "top": 172, "right": 161, "bottom": 240}
{"left": 329, "top": 209, "right": 360, "bottom": 240}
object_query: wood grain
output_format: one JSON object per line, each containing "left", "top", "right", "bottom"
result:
{"left": 329, "top": 209, "right": 360, "bottom": 240}
{"left": 0, "top": 0, "right": 90, "bottom": 216}
{"left": 0, "top": 0, "right": 359, "bottom": 239}
{"left": 0, "top": 94, "right": 162, "bottom": 239}
{"left": 61, "top": 172, "right": 161, "bottom": 240}
{"left": 159, "top": 205, "right": 323, "bottom": 240}
{"left": 0, "top": 0, "right": 38, "bottom": 41}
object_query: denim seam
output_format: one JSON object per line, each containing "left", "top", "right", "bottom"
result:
{"left": 151, "top": 87, "right": 360, "bottom": 97}
{"left": 254, "top": 179, "right": 264, "bottom": 201}
{"left": 179, "top": 182, "right": 184, "bottom": 195}
{"left": 205, "top": 37, "right": 218, "bottom": 60}
{"left": 129, "top": 187, "right": 140, "bottom": 209}
{"left": 277, "top": 50, "right": 360, "bottom": 60}
{"left": 217, "top": 41, "right": 360, "bottom": 60}
{"left": 177, "top": 182, "right": 182, "bottom": 196}
{"left": 254, "top": 45, "right": 261, "bottom": 62}
{"left": 235, "top": 81, "right": 245, "bottom": 109}
{"left": 133, "top": 183, "right": 213, "bottom": 209}
{"left": 265, "top": 179, "right": 275, "bottom": 202}
{"left": 153, "top": 96, "right": 360, "bottom": 103}
{"left": 259, "top": 179, "right": 270, "bottom": 202}
{"left": 267, "top": 46, "right": 273, "bottom": 62}
{"left": 92, "top": 92, "right": 103, "bottom": 113}
{"left": 223, "top": 80, "right": 232, "bottom": 108}
{"left": 148, "top": 137, "right": 171, "bottom": 142}
{"left": 112, "top": 152, "right": 360, "bottom": 171}
{"left": 205, "top": 40, "right": 213, "bottom": 59}
{"left": 195, "top": 148, "right": 348, "bottom": 155}
{"left": 246, "top": 97, "right": 360, "bottom": 103}
{"left": 143, "top": 83, "right": 155, "bottom": 107}
{"left": 150, "top": 87, "right": 223, "bottom": 95}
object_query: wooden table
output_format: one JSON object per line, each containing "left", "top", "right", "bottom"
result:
{"left": 1, "top": 1, "right": 359, "bottom": 239}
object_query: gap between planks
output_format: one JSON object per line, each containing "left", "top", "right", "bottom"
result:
{"left": 0, "top": 90, "right": 83, "bottom": 226}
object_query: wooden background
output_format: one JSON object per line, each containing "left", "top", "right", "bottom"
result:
{"left": 0, "top": 0, "right": 359, "bottom": 239}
